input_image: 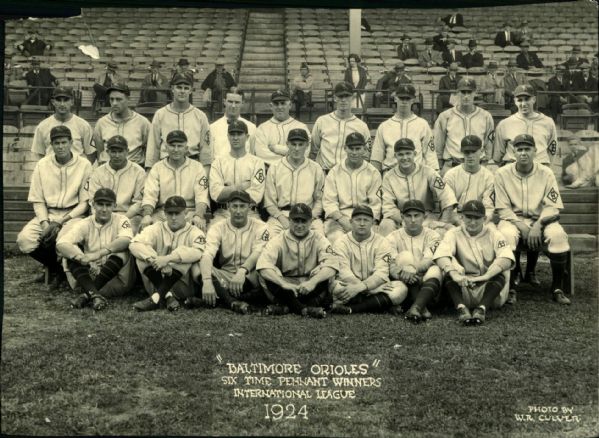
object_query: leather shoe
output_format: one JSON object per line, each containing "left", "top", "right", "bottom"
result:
{"left": 552, "top": 289, "right": 571, "bottom": 305}
{"left": 133, "top": 297, "right": 160, "bottom": 312}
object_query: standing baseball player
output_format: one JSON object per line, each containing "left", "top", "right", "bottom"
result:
{"left": 253, "top": 89, "right": 310, "bottom": 167}
{"left": 198, "top": 190, "right": 270, "bottom": 314}
{"left": 141, "top": 130, "right": 209, "bottom": 232}
{"left": 433, "top": 78, "right": 495, "bottom": 175}
{"left": 264, "top": 128, "right": 325, "bottom": 236}
{"left": 494, "top": 134, "right": 572, "bottom": 305}
{"left": 210, "top": 88, "right": 256, "bottom": 160}
{"left": 56, "top": 188, "right": 134, "bottom": 310}
{"left": 31, "top": 86, "right": 95, "bottom": 161}
{"left": 145, "top": 74, "right": 211, "bottom": 173}
{"left": 330, "top": 205, "right": 407, "bottom": 315}
{"left": 379, "top": 138, "right": 457, "bottom": 236}
{"left": 257, "top": 203, "right": 339, "bottom": 318}
{"left": 87, "top": 135, "right": 146, "bottom": 234}
{"left": 310, "top": 82, "right": 371, "bottom": 171}
{"left": 434, "top": 200, "right": 515, "bottom": 325}
{"left": 130, "top": 196, "right": 205, "bottom": 312}
{"left": 92, "top": 83, "right": 151, "bottom": 166}
{"left": 209, "top": 120, "right": 265, "bottom": 223}
{"left": 323, "top": 132, "right": 382, "bottom": 244}
{"left": 443, "top": 135, "right": 495, "bottom": 225}
{"left": 386, "top": 200, "right": 443, "bottom": 323}
{"left": 493, "top": 84, "right": 558, "bottom": 167}
{"left": 17, "top": 126, "right": 93, "bottom": 289}
{"left": 370, "top": 84, "right": 439, "bottom": 173}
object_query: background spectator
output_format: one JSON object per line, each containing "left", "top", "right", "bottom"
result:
{"left": 479, "top": 61, "right": 504, "bottom": 104}
{"left": 419, "top": 38, "right": 443, "bottom": 67}
{"left": 139, "top": 60, "right": 170, "bottom": 106}
{"left": 437, "top": 62, "right": 462, "bottom": 113}
{"left": 442, "top": 39, "right": 462, "bottom": 67}
{"left": 547, "top": 65, "right": 569, "bottom": 120}
{"left": 502, "top": 59, "right": 526, "bottom": 111}
{"left": 201, "top": 60, "right": 237, "bottom": 113}
{"left": 374, "top": 62, "right": 411, "bottom": 107}
{"left": 591, "top": 52, "right": 598, "bottom": 78}
{"left": 514, "top": 20, "right": 534, "bottom": 46}
{"left": 343, "top": 53, "right": 370, "bottom": 109}
{"left": 571, "top": 63, "right": 598, "bottom": 111}
{"left": 172, "top": 58, "right": 195, "bottom": 85}
{"left": 15, "top": 27, "right": 51, "bottom": 57}
{"left": 563, "top": 46, "right": 589, "bottom": 83}
{"left": 396, "top": 34, "right": 418, "bottom": 60}
{"left": 461, "top": 40, "right": 484, "bottom": 69}
{"left": 494, "top": 21, "right": 516, "bottom": 47}
{"left": 291, "top": 62, "right": 313, "bottom": 118}
{"left": 433, "top": 24, "right": 451, "bottom": 52}
{"left": 441, "top": 9, "right": 464, "bottom": 28}
{"left": 93, "top": 61, "right": 122, "bottom": 112}
{"left": 24, "top": 57, "right": 58, "bottom": 106}
{"left": 516, "top": 41, "right": 544, "bottom": 70}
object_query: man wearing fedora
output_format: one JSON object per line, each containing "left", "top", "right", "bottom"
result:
{"left": 516, "top": 41, "right": 544, "bottom": 70}
{"left": 24, "top": 57, "right": 58, "bottom": 106}
{"left": 396, "top": 34, "right": 418, "bottom": 60}
{"left": 139, "top": 60, "right": 169, "bottom": 105}
{"left": 201, "top": 59, "right": 236, "bottom": 113}
{"left": 502, "top": 59, "right": 526, "bottom": 111}
{"left": 479, "top": 62, "right": 504, "bottom": 104}
{"left": 547, "top": 65, "right": 569, "bottom": 120}
{"left": 436, "top": 63, "right": 462, "bottom": 113}
{"left": 442, "top": 39, "right": 463, "bottom": 68}
{"left": 418, "top": 38, "right": 443, "bottom": 68}
{"left": 93, "top": 61, "right": 123, "bottom": 113}
{"left": 461, "top": 40, "right": 484, "bottom": 69}
{"left": 494, "top": 21, "right": 517, "bottom": 48}
{"left": 291, "top": 62, "right": 313, "bottom": 118}
{"left": 374, "top": 62, "right": 412, "bottom": 107}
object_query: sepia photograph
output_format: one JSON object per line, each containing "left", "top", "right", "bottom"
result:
{"left": 1, "top": 0, "right": 598, "bottom": 436}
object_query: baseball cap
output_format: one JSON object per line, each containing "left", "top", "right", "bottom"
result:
{"left": 52, "top": 86, "right": 73, "bottom": 99}
{"left": 514, "top": 84, "right": 535, "bottom": 97}
{"left": 460, "top": 135, "right": 482, "bottom": 152}
{"left": 93, "top": 187, "right": 117, "bottom": 204}
{"left": 457, "top": 78, "right": 477, "bottom": 91}
{"left": 462, "top": 200, "right": 486, "bottom": 218}
{"left": 401, "top": 199, "right": 425, "bottom": 214}
{"left": 351, "top": 205, "right": 374, "bottom": 219}
{"left": 106, "top": 83, "right": 130, "bottom": 96}
{"left": 513, "top": 133, "right": 535, "bottom": 148}
{"left": 228, "top": 120, "right": 248, "bottom": 134}
{"left": 271, "top": 89, "right": 290, "bottom": 102}
{"left": 50, "top": 125, "right": 72, "bottom": 141}
{"left": 394, "top": 138, "right": 416, "bottom": 152}
{"left": 395, "top": 84, "right": 416, "bottom": 98}
{"left": 171, "top": 73, "right": 191, "bottom": 86}
{"left": 288, "top": 128, "right": 309, "bottom": 142}
{"left": 166, "top": 130, "right": 188, "bottom": 143}
{"left": 334, "top": 82, "right": 354, "bottom": 96}
{"left": 228, "top": 190, "right": 251, "bottom": 203}
{"left": 164, "top": 195, "right": 187, "bottom": 213}
{"left": 345, "top": 132, "right": 366, "bottom": 147}
{"left": 289, "top": 203, "right": 312, "bottom": 220}
{"left": 106, "top": 135, "right": 128, "bottom": 150}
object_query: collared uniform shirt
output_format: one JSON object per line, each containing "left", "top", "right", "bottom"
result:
{"left": 31, "top": 114, "right": 94, "bottom": 156}
{"left": 253, "top": 116, "right": 310, "bottom": 165}
{"left": 209, "top": 153, "right": 265, "bottom": 205}
{"left": 209, "top": 116, "right": 256, "bottom": 160}
{"left": 443, "top": 165, "right": 495, "bottom": 215}
{"left": 264, "top": 157, "right": 325, "bottom": 218}
{"left": 87, "top": 161, "right": 146, "bottom": 214}
{"left": 386, "top": 227, "right": 441, "bottom": 260}
{"left": 93, "top": 111, "right": 152, "bottom": 165}
{"left": 129, "top": 221, "right": 205, "bottom": 263}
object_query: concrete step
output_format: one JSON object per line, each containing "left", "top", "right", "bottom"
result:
{"left": 242, "top": 46, "right": 284, "bottom": 54}
{"left": 246, "top": 33, "right": 285, "bottom": 41}
{"left": 242, "top": 83, "right": 286, "bottom": 91}
{"left": 246, "top": 28, "right": 284, "bottom": 35}
{"left": 240, "top": 60, "right": 285, "bottom": 68}
{"left": 240, "top": 75, "right": 286, "bottom": 83}
{"left": 563, "top": 224, "right": 598, "bottom": 235}
{"left": 244, "top": 40, "right": 284, "bottom": 48}
{"left": 240, "top": 53, "right": 284, "bottom": 60}
{"left": 569, "top": 234, "right": 597, "bottom": 253}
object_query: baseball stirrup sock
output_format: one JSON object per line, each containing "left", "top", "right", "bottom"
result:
{"left": 213, "top": 280, "right": 235, "bottom": 307}
{"left": 156, "top": 269, "right": 183, "bottom": 295}
{"left": 350, "top": 293, "right": 393, "bottom": 313}
{"left": 93, "top": 255, "right": 124, "bottom": 290}
{"left": 67, "top": 260, "right": 97, "bottom": 294}
{"left": 480, "top": 274, "right": 505, "bottom": 309}
{"left": 548, "top": 252, "right": 568, "bottom": 291}
{"left": 414, "top": 278, "right": 440, "bottom": 308}
{"left": 525, "top": 251, "right": 539, "bottom": 275}
{"left": 445, "top": 279, "right": 464, "bottom": 307}
{"left": 143, "top": 266, "right": 163, "bottom": 286}
{"left": 29, "top": 245, "right": 61, "bottom": 272}
{"left": 266, "top": 281, "right": 304, "bottom": 314}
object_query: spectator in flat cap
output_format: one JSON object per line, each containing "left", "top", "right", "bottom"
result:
{"left": 442, "top": 38, "right": 463, "bottom": 68}
{"left": 461, "top": 40, "right": 484, "bottom": 69}
{"left": 441, "top": 8, "right": 464, "bottom": 28}
{"left": 344, "top": 53, "right": 370, "bottom": 108}
{"left": 494, "top": 21, "right": 516, "bottom": 48}
{"left": 419, "top": 38, "right": 444, "bottom": 68}
{"left": 93, "top": 60, "right": 123, "bottom": 113}
{"left": 24, "top": 57, "right": 58, "bottom": 106}
{"left": 374, "top": 62, "right": 412, "bottom": 107}
{"left": 15, "top": 27, "right": 51, "bottom": 57}
{"left": 201, "top": 60, "right": 237, "bottom": 113}
{"left": 436, "top": 63, "right": 463, "bottom": 113}
{"left": 432, "top": 24, "right": 451, "bottom": 52}
{"left": 514, "top": 20, "right": 534, "bottom": 46}
{"left": 396, "top": 34, "right": 418, "bottom": 60}
{"left": 139, "top": 60, "right": 170, "bottom": 106}
{"left": 547, "top": 65, "right": 569, "bottom": 120}
{"left": 516, "top": 41, "right": 544, "bottom": 70}
{"left": 571, "top": 63, "right": 598, "bottom": 111}
{"left": 291, "top": 62, "right": 314, "bottom": 118}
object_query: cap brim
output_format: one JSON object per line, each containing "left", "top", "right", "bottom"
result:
{"left": 271, "top": 97, "right": 289, "bottom": 102}
{"left": 165, "top": 208, "right": 185, "bottom": 213}
{"left": 335, "top": 92, "right": 353, "bottom": 97}
{"left": 396, "top": 93, "right": 414, "bottom": 98}
{"left": 463, "top": 213, "right": 485, "bottom": 218}
{"left": 94, "top": 197, "right": 116, "bottom": 203}
{"left": 402, "top": 208, "right": 425, "bottom": 214}
{"left": 288, "top": 136, "right": 308, "bottom": 142}
{"left": 289, "top": 214, "right": 310, "bottom": 220}
{"left": 228, "top": 129, "right": 246, "bottom": 134}
{"left": 52, "top": 94, "right": 71, "bottom": 98}
{"left": 515, "top": 93, "right": 533, "bottom": 97}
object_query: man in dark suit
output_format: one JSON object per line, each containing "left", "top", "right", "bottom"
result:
{"left": 547, "top": 65, "right": 569, "bottom": 120}
{"left": 461, "top": 40, "right": 484, "bottom": 69}
{"left": 24, "top": 58, "right": 58, "bottom": 105}
{"left": 516, "top": 41, "right": 544, "bottom": 70}
{"left": 16, "top": 29, "right": 51, "bottom": 57}
{"left": 571, "top": 63, "right": 598, "bottom": 111}
{"left": 139, "top": 60, "right": 170, "bottom": 105}
{"left": 396, "top": 35, "right": 419, "bottom": 60}
{"left": 201, "top": 60, "right": 237, "bottom": 113}
{"left": 441, "top": 9, "right": 464, "bottom": 28}
{"left": 419, "top": 38, "right": 444, "bottom": 68}
{"left": 563, "top": 46, "right": 589, "bottom": 83}
{"left": 437, "top": 63, "right": 462, "bottom": 113}
{"left": 494, "top": 22, "right": 516, "bottom": 48}
{"left": 433, "top": 24, "right": 451, "bottom": 52}
{"left": 442, "top": 39, "right": 463, "bottom": 67}
{"left": 374, "top": 62, "right": 412, "bottom": 107}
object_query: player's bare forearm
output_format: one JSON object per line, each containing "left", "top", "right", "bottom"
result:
{"left": 242, "top": 251, "right": 261, "bottom": 272}
{"left": 259, "top": 269, "right": 287, "bottom": 289}
{"left": 435, "top": 256, "right": 453, "bottom": 273}
{"left": 55, "top": 242, "right": 82, "bottom": 260}
{"left": 194, "top": 202, "right": 208, "bottom": 217}
{"left": 200, "top": 256, "right": 215, "bottom": 283}
{"left": 310, "top": 266, "right": 337, "bottom": 284}
{"left": 486, "top": 257, "right": 512, "bottom": 278}
{"left": 108, "top": 236, "right": 131, "bottom": 254}
{"left": 125, "top": 203, "right": 142, "bottom": 219}
{"left": 65, "top": 201, "right": 89, "bottom": 222}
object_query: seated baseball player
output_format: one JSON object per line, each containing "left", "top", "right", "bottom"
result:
{"left": 379, "top": 138, "right": 457, "bottom": 236}
{"left": 495, "top": 134, "right": 572, "bottom": 305}
{"left": 17, "top": 126, "right": 92, "bottom": 290}
{"left": 197, "top": 190, "right": 270, "bottom": 314}
{"left": 56, "top": 188, "right": 134, "bottom": 310}
{"left": 141, "top": 130, "right": 209, "bottom": 232}
{"left": 386, "top": 200, "right": 443, "bottom": 323}
{"left": 443, "top": 135, "right": 495, "bottom": 225}
{"left": 256, "top": 203, "right": 339, "bottom": 318}
{"left": 330, "top": 205, "right": 407, "bottom": 315}
{"left": 87, "top": 135, "right": 146, "bottom": 234}
{"left": 322, "top": 132, "right": 382, "bottom": 244}
{"left": 209, "top": 120, "right": 265, "bottom": 224}
{"left": 130, "top": 196, "right": 205, "bottom": 312}
{"left": 264, "top": 128, "right": 325, "bottom": 236}
{"left": 433, "top": 200, "right": 515, "bottom": 325}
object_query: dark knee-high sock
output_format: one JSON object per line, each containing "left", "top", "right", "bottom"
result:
{"left": 29, "top": 245, "right": 61, "bottom": 272}
{"left": 213, "top": 279, "right": 236, "bottom": 307}
{"left": 480, "top": 274, "right": 505, "bottom": 309}
{"left": 525, "top": 251, "right": 539, "bottom": 275}
{"left": 414, "top": 278, "right": 440, "bottom": 308}
{"left": 349, "top": 293, "right": 393, "bottom": 313}
{"left": 548, "top": 252, "right": 568, "bottom": 291}
{"left": 144, "top": 267, "right": 183, "bottom": 296}
{"left": 67, "top": 260, "right": 97, "bottom": 294}
{"left": 266, "top": 280, "right": 305, "bottom": 314}
{"left": 510, "top": 249, "right": 522, "bottom": 287}
{"left": 445, "top": 279, "right": 464, "bottom": 308}
{"left": 93, "top": 256, "right": 124, "bottom": 290}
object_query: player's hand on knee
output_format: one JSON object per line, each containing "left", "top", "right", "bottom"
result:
{"left": 203, "top": 282, "right": 217, "bottom": 307}
{"left": 229, "top": 270, "right": 246, "bottom": 297}
{"left": 161, "top": 266, "right": 173, "bottom": 276}
{"left": 278, "top": 216, "right": 290, "bottom": 229}
{"left": 140, "top": 215, "right": 154, "bottom": 229}
{"left": 339, "top": 217, "right": 352, "bottom": 232}
{"left": 527, "top": 224, "right": 543, "bottom": 250}
{"left": 152, "top": 255, "right": 170, "bottom": 270}
{"left": 192, "top": 215, "right": 207, "bottom": 232}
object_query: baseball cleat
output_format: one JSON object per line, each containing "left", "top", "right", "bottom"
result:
{"left": 457, "top": 306, "right": 472, "bottom": 324}
{"left": 166, "top": 295, "right": 180, "bottom": 312}
{"left": 421, "top": 306, "right": 432, "bottom": 320}
{"left": 91, "top": 293, "right": 108, "bottom": 311}
{"left": 231, "top": 301, "right": 250, "bottom": 315}
{"left": 330, "top": 303, "right": 352, "bottom": 314}
{"left": 523, "top": 273, "right": 541, "bottom": 287}
{"left": 389, "top": 305, "right": 404, "bottom": 316}
{"left": 183, "top": 297, "right": 204, "bottom": 309}
{"left": 301, "top": 306, "right": 326, "bottom": 319}
{"left": 552, "top": 289, "right": 571, "bottom": 305}
{"left": 506, "top": 289, "right": 517, "bottom": 305}
{"left": 469, "top": 306, "right": 486, "bottom": 325}
{"left": 70, "top": 293, "right": 90, "bottom": 309}
{"left": 262, "top": 304, "right": 290, "bottom": 316}
{"left": 405, "top": 304, "right": 422, "bottom": 323}
{"left": 133, "top": 297, "right": 161, "bottom": 312}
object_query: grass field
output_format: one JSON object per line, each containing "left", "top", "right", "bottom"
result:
{"left": 1, "top": 254, "right": 598, "bottom": 437}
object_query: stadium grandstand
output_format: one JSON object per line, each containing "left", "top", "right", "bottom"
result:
{"left": 3, "top": 2, "right": 598, "bottom": 248}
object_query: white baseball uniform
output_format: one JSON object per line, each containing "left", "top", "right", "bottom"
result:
{"left": 386, "top": 227, "right": 443, "bottom": 282}
{"left": 87, "top": 161, "right": 145, "bottom": 216}
{"left": 210, "top": 116, "right": 256, "bottom": 159}
{"left": 31, "top": 114, "right": 95, "bottom": 157}
{"left": 370, "top": 114, "right": 439, "bottom": 171}
{"left": 311, "top": 112, "right": 371, "bottom": 170}
{"left": 145, "top": 103, "right": 211, "bottom": 168}
{"left": 93, "top": 111, "right": 152, "bottom": 165}
{"left": 253, "top": 117, "right": 310, "bottom": 165}
{"left": 443, "top": 165, "right": 495, "bottom": 217}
